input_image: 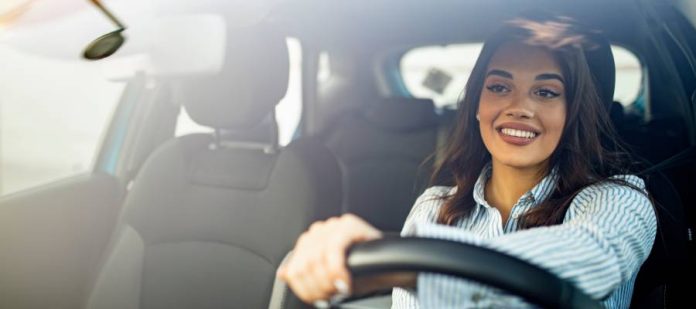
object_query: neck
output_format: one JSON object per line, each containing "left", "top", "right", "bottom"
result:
{"left": 485, "top": 159, "right": 549, "bottom": 223}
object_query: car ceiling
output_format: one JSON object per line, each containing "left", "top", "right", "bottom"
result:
{"left": 0, "top": 0, "right": 673, "bottom": 60}
{"left": 274, "top": 0, "right": 652, "bottom": 51}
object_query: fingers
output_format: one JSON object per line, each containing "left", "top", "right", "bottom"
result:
{"left": 325, "top": 233, "right": 352, "bottom": 293}
{"left": 340, "top": 213, "right": 383, "bottom": 241}
{"left": 281, "top": 231, "right": 335, "bottom": 302}
{"left": 277, "top": 214, "right": 382, "bottom": 304}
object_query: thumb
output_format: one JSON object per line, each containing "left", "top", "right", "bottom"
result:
{"left": 276, "top": 264, "right": 286, "bottom": 279}
{"left": 276, "top": 250, "right": 294, "bottom": 279}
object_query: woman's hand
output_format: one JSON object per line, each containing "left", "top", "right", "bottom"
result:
{"left": 276, "top": 214, "right": 383, "bottom": 305}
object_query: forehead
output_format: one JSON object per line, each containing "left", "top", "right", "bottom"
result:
{"left": 487, "top": 42, "right": 562, "bottom": 76}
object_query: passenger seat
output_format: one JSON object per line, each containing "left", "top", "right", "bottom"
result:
{"left": 323, "top": 98, "right": 440, "bottom": 232}
{"left": 86, "top": 25, "right": 341, "bottom": 309}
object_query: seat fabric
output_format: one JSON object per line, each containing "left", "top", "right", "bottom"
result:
{"left": 584, "top": 34, "right": 691, "bottom": 308}
{"left": 324, "top": 98, "right": 440, "bottom": 232}
{"left": 86, "top": 24, "right": 341, "bottom": 309}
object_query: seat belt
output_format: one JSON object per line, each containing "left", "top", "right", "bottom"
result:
{"left": 638, "top": 146, "right": 696, "bottom": 176}
{"left": 638, "top": 145, "right": 696, "bottom": 245}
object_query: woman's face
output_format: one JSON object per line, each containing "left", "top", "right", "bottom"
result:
{"left": 477, "top": 42, "right": 567, "bottom": 170}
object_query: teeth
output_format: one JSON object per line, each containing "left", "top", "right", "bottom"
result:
{"left": 501, "top": 128, "right": 537, "bottom": 139}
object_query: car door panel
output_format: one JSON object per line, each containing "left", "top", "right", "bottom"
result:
{"left": 0, "top": 173, "right": 124, "bottom": 309}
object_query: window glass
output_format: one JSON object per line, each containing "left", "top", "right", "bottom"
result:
{"left": 317, "top": 51, "right": 331, "bottom": 83}
{"left": 400, "top": 44, "right": 483, "bottom": 109}
{"left": 176, "top": 37, "right": 303, "bottom": 147}
{"left": 0, "top": 47, "right": 124, "bottom": 195}
{"left": 400, "top": 43, "right": 643, "bottom": 108}
{"left": 612, "top": 46, "right": 642, "bottom": 105}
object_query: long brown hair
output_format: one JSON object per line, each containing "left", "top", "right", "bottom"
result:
{"left": 434, "top": 16, "right": 643, "bottom": 228}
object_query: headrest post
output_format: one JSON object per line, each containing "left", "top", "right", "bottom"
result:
{"left": 269, "top": 109, "right": 279, "bottom": 152}
{"left": 211, "top": 128, "right": 222, "bottom": 150}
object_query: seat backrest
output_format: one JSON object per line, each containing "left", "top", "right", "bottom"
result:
{"left": 631, "top": 169, "right": 690, "bottom": 308}
{"left": 585, "top": 34, "right": 691, "bottom": 307}
{"left": 323, "top": 98, "right": 439, "bottom": 232}
{"left": 86, "top": 25, "right": 341, "bottom": 309}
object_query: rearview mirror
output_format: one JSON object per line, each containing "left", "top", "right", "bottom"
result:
{"left": 83, "top": 0, "right": 126, "bottom": 60}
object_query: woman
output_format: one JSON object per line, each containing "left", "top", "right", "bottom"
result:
{"left": 277, "top": 15, "right": 656, "bottom": 308}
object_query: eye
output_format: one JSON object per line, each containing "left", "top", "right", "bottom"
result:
{"left": 535, "top": 88, "right": 561, "bottom": 99}
{"left": 485, "top": 83, "right": 510, "bottom": 94}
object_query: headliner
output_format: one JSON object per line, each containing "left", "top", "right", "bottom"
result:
{"left": 274, "top": 0, "right": 652, "bottom": 51}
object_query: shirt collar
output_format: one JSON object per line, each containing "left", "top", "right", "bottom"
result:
{"left": 472, "top": 163, "right": 493, "bottom": 208}
{"left": 472, "top": 162, "right": 558, "bottom": 208}
{"left": 529, "top": 166, "right": 558, "bottom": 203}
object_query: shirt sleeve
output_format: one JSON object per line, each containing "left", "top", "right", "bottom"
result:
{"left": 391, "top": 186, "right": 452, "bottom": 309}
{"left": 408, "top": 175, "right": 657, "bottom": 306}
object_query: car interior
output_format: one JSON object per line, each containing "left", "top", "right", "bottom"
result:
{"left": 0, "top": 0, "right": 694, "bottom": 308}
{"left": 86, "top": 24, "right": 343, "bottom": 309}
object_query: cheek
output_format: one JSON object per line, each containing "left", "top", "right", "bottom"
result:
{"left": 542, "top": 104, "right": 567, "bottom": 144}
{"left": 477, "top": 95, "right": 501, "bottom": 122}
{"left": 477, "top": 99, "right": 501, "bottom": 151}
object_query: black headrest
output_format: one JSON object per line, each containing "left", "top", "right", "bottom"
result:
{"left": 179, "top": 25, "right": 289, "bottom": 130}
{"left": 362, "top": 98, "right": 438, "bottom": 132}
{"left": 584, "top": 34, "right": 615, "bottom": 110}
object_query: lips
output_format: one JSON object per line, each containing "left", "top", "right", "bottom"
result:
{"left": 495, "top": 122, "right": 541, "bottom": 146}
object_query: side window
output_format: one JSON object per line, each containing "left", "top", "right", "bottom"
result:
{"left": 400, "top": 43, "right": 483, "bottom": 109}
{"left": 400, "top": 43, "right": 643, "bottom": 109}
{"left": 0, "top": 48, "right": 124, "bottom": 195}
{"left": 612, "top": 46, "right": 643, "bottom": 106}
{"left": 175, "top": 37, "right": 303, "bottom": 147}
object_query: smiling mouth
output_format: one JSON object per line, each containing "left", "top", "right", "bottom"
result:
{"left": 498, "top": 128, "right": 539, "bottom": 139}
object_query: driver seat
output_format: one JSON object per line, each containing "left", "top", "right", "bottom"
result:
{"left": 583, "top": 33, "right": 690, "bottom": 308}
{"left": 85, "top": 25, "right": 341, "bottom": 309}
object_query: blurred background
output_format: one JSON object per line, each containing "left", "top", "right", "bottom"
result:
{"left": 0, "top": 0, "right": 642, "bottom": 196}
{"left": 0, "top": 0, "right": 302, "bottom": 194}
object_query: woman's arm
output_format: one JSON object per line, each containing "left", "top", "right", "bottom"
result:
{"left": 409, "top": 176, "right": 656, "bottom": 307}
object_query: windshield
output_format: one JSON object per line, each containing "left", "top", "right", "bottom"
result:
{"left": 0, "top": 0, "right": 303, "bottom": 195}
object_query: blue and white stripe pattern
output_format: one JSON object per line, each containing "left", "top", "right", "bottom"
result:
{"left": 392, "top": 164, "right": 656, "bottom": 308}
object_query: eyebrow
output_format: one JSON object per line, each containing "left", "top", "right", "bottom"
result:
{"left": 486, "top": 69, "right": 513, "bottom": 79}
{"left": 486, "top": 69, "right": 565, "bottom": 84}
{"left": 535, "top": 73, "right": 565, "bottom": 84}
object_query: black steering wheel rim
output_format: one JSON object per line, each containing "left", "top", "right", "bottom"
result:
{"left": 344, "top": 237, "right": 602, "bottom": 309}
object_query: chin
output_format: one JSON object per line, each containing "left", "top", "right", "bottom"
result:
{"left": 495, "top": 155, "right": 548, "bottom": 170}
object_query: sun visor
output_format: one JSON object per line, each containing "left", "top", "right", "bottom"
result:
{"left": 98, "top": 15, "right": 227, "bottom": 80}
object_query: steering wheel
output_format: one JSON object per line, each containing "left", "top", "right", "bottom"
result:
{"left": 340, "top": 237, "right": 602, "bottom": 309}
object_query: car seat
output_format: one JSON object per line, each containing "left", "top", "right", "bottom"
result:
{"left": 583, "top": 34, "right": 690, "bottom": 309}
{"left": 85, "top": 25, "right": 341, "bottom": 309}
{"left": 322, "top": 98, "right": 439, "bottom": 232}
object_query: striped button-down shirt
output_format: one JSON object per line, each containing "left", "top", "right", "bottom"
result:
{"left": 392, "top": 164, "right": 656, "bottom": 308}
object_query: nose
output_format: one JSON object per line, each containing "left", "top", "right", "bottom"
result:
{"left": 505, "top": 108, "right": 534, "bottom": 119}
{"left": 504, "top": 95, "right": 535, "bottom": 119}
